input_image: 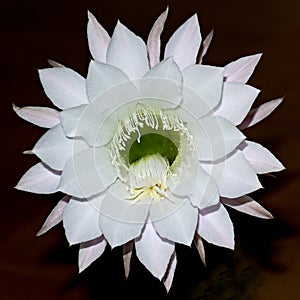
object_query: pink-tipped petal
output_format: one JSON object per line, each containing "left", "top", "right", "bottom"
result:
{"left": 222, "top": 195, "right": 273, "bottom": 219}
{"left": 37, "top": 195, "right": 70, "bottom": 236}
{"left": 135, "top": 222, "right": 175, "bottom": 280}
{"left": 194, "top": 233, "right": 206, "bottom": 266}
{"left": 107, "top": 21, "right": 149, "bottom": 80}
{"left": 224, "top": 53, "right": 262, "bottom": 83}
{"left": 164, "top": 14, "right": 201, "bottom": 69}
{"left": 240, "top": 141, "right": 284, "bottom": 174}
{"left": 123, "top": 241, "right": 133, "bottom": 279}
{"left": 13, "top": 104, "right": 60, "bottom": 128}
{"left": 239, "top": 97, "right": 284, "bottom": 129}
{"left": 163, "top": 251, "right": 177, "bottom": 292}
{"left": 198, "top": 204, "right": 235, "bottom": 249}
{"left": 15, "top": 162, "right": 60, "bottom": 194}
{"left": 198, "top": 29, "right": 214, "bottom": 64}
{"left": 147, "top": 7, "right": 169, "bottom": 68}
{"left": 87, "top": 11, "right": 110, "bottom": 62}
{"left": 79, "top": 236, "right": 107, "bottom": 272}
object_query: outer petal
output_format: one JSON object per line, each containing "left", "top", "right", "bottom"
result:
{"left": 106, "top": 21, "right": 149, "bottom": 80}
{"left": 32, "top": 125, "right": 87, "bottom": 170}
{"left": 13, "top": 104, "right": 60, "bottom": 128}
{"left": 239, "top": 98, "right": 283, "bottom": 129}
{"left": 123, "top": 241, "right": 133, "bottom": 279}
{"left": 38, "top": 67, "right": 88, "bottom": 109}
{"left": 214, "top": 82, "right": 260, "bottom": 125}
{"left": 147, "top": 7, "right": 169, "bottom": 68}
{"left": 197, "top": 204, "right": 234, "bottom": 249}
{"left": 151, "top": 199, "right": 198, "bottom": 246}
{"left": 224, "top": 53, "right": 262, "bottom": 83}
{"left": 201, "top": 150, "right": 262, "bottom": 198}
{"left": 37, "top": 195, "right": 70, "bottom": 236}
{"left": 240, "top": 141, "right": 284, "bottom": 174}
{"left": 79, "top": 236, "right": 107, "bottom": 272}
{"left": 98, "top": 180, "right": 150, "bottom": 248}
{"left": 222, "top": 195, "right": 273, "bottom": 219}
{"left": 63, "top": 195, "right": 104, "bottom": 245}
{"left": 87, "top": 11, "right": 110, "bottom": 63}
{"left": 135, "top": 222, "right": 175, "bottom": 280}
{"left": 15, "top": 162, "right": 60, "bottom": 194}
{"left": 182, "top": 65, "right": 224, "bottom": 118}
{"left": 164, "top": 14, "right": 201, "bottom": 69}
{"left": 163, "top": 251, "right": 177, "bottom": 292}
{"left": 198, "top": 30, "right": 214, "bottom": 64}
{"left": 194, "top": 234, "right": 206, "bottom": 265}
{"left": 59, "top": 147, "right": 117, "bottom": 198}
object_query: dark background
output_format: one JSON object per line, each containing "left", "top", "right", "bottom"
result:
{"left": 1, "top": 0, "right": 299, "bottom": 299}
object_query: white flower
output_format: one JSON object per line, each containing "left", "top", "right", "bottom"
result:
{"left": 15, "top": 9, "right": 284, "bottom": 291}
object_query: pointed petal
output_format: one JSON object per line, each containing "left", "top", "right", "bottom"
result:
{"left": 79, "top": 236, "right": 107, "bottom": 272}
{"left": 201, "top": 150, "right": 262, "bottom": 198}
{"left": 123, "top": 241, "right": 133, "bottom": 279}
{"left": 37, "top": 196, "right": 70, "bottom": 236}
{"left": 147, "top": 7, "right": 169, "bottom": 67}
{"left": 135, "top": 222, "right": 175, "bottom": 280}
{"left": 59, "top": 147, "right": 117, "bottom": 198}
{"left": 47, "top": 59, "right": 64, "bottom": 68}
{"left": 15, "top": 162, "right": 60, "bottom": 194}
{"left": 194, "top": 234, "right": 206, "bottom": 265}
{"left": 163, "top": 251, "right": 177, "bottom": 292}
{"left": 39, "top": 67, "right": 88, "bottom": 109}
{"left": 99, "top": 180, "right": 150, "bottom": 248}
{"left": 198, "top": 29, "right": 214, "bottom": 64}
{"left": 107, "top": 21, "right": 149, "bottom": 79}
{"left": 63, "top": 195, "right": 104, "bottom": 245}
{"left": 224, "top": 53, "right": 262, "bottom": 83}
{"left": 222, "top": 195, "right": 273, "bottom": 219}
{"left": 13, "top": 104, "right": 60, "bottom": 128}
{"left": 198, "top": 204, "right": 234, "bottom": 249}
{"left": 87, "top": 11, "right": 110, "bottom": 62}
{"left": 214, "top": 82, "right": 260, "bottom": 125}
{"left": 151, "top": 199, "right": 198, "bottom": 246}
{"left": 182, "top": 65, "right": 223, "bottom": 118}
{"left": 86, "top": 60, "right": 130, "bottom": 101}
{"left": 164, "top": 14, "right": 201, "bottom": 69}
{"left": 240, "top": 141, "right": 284, "bottom": 174}
{"left": 239, "top": 98, "right": 283, "bottom": 129}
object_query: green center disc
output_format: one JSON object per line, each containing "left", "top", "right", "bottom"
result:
{"left": 129, "top": 133, "right": 178, "bottom": 165}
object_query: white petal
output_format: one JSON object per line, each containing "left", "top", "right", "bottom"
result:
{"left": 182, "top": 65, "right": 224, "bottom": 118}
{"left": 107, "top": 21, "right": 149, "bottom": 80}
{"left": 59, "top": 147, "right": 117, "bottom": 198}
{"left": 163, "top": 251, "right": 177, "bottom": 292}
{"left": 198, "top": 204, "right": 234, "bottom": 249}
{"left": 198, "top": 29, "right": 214, "bottom": 64}
{"left": 135, "top": 222, "right": 175, "bottom": 280}
{"left": 39, "top": 67, "right": 88, "bottom": 109}
{"left": 147, "top": 7, "right": 169, "bottom": 68}
{"left": 86, "top": 60, "right": 131, "bottom": 102}
{"left": 32, "top": 125, "right": 87, "bottom": 170}
{"left": 239, "top": 98, "right": 283, "bottom": 129}
{"left": 13, "top": 104, "right": 60, "bottom": 128}
{"left": 164, "top": 14, "right": 201, "bottom": 69}
{"left": 201, "top": 150, "right": 262, "bottom": 198}
{"left": 187, "top": 115, "right": 245, "bottom": 161}
{"left": 194, "top": 234, "right": 206, "bottom": 265}
{"left": 224, "top": 53, "right": 262, "bottom": 83}
{"left": 240, "top": 141, "right": 284, "bottom": 174}
{"left": 151, "top": 199, "right": 198, "bottom": 245}
{"left": 214, "top": 82, "right": 260, "bottom": 125}
{"left": 222, "top": 195, "right": 273, "bottom": 219}
{"left": 79, "top": 236, "right": 107, "bottom": 272}
{"left": 87, "top": 11, "right": 110, "bottom": 63}
{"left": 37, "top": 196, "right": 70, "bottom": 236}
{"left": 15, "top": 162, "right": 60, "bottom": 194}
{"left": 98, "top": 180, "right": 150, "bottom": 248}
{"left": 63, "top": 195, "right": 104, "bottom": 245}
{"left": 123, "top": 241, "right": 133, "bottom": 279}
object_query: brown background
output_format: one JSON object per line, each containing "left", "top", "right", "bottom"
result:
{"left": 1, "top": 0, "right": 300, "bottom": 299}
